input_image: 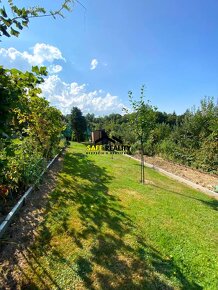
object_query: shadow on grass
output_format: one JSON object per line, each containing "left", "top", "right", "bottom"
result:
{"left": 132, "top": 162, "right": 217, "bottom": 211}
{"left": 151, "top": 183, "right": 218, "bottom": 211}
{"left": 22, "top": 149, "right": 203, "bottom": 289}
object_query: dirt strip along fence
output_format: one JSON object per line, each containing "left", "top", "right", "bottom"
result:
{"left": 0, "top": 148, "right": 64, "bottom": 239}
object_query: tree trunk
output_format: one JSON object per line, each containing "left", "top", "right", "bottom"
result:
{"left": 140, "top": 138, "right": 144, "bottom": 184}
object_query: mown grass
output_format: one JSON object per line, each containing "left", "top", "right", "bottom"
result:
{"left": 21, "top": 142, "right": 218, "bottom": 289}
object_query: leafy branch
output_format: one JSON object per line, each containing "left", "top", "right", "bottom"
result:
{"left": 0, "top": 0, "right": 74, "bottom": 39}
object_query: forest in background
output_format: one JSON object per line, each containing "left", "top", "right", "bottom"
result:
{"left": 69, "top": 96, "right": 218, "bottom": 174}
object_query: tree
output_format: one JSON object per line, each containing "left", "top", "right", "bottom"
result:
{"left": 125, "top": 86, "right": 157, "bottom": 184}
{"left": 0, "top": 65, "right": 47, "bottom": 137}
{"left": 70, "top": 107, "right": 87, "bottom": 142}
{"left": 0, "top": 0, "right": 73, "bottom": 201}
{"left": 0, "top": 0, "right": 74, "bottom": 39}
{"left": 85, "top": 113, "right": 95, "bottom": 131}
{"left": 0, "top": 66, "right": 65, "bottom": 194}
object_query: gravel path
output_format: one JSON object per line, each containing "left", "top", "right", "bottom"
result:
{"left": 134, "top": 154, "right": 218, "bottom": 192}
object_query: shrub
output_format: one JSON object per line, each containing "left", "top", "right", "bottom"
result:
{"left": 194, "top": 133, "right": 218, "bottom": 173}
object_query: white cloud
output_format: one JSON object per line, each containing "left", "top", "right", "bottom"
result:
{"left": 47, "top": 64, "right": 63, "bottom": 74}
{"left": 90, "top": 58, "right": 98, "bottom": 70}
{"left": 0, "top": 43, "right": 65, "bottom": 71}
{"left": 40, "top": 75, "right": 125, "bottom": 115}
{"left": 31, "top": 43, "right": 65, "bottom": 64}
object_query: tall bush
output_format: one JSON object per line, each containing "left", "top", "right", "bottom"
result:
{"left": 0, "top": 67, "right": 65, "bottom": 203}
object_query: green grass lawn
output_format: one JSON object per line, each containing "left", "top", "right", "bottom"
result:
{"left": 22, "top": 142, "right": 218, "bottom": 289}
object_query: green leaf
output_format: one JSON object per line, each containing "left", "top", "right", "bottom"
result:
{"left": 10, "top": 27, "right": 19, "bottom": 37}
{"left": 63, "top": 4, "right": 71, "bottom": 12}
{"left": 31, "top": 66, "right": 40, "bottom": 74}
{"left": 1, "top": 18, "right": 12, "bottom": 27}
{"left": 50, "top": 11, "right": 56, "bottom": 19}
{"left": 39, "top": 66, "right": 48, "bottom": 76}
{"left": 0, "top": 6, "right": 7, "bottom": 18}
{"left": 0, "top": 25, "right": 10, "bottom": 37}
{"left": 22, "top": 20, "right": 28, "bottom": 27}
{"left": 15, "top": 21, "right": 23, "bottom": 30}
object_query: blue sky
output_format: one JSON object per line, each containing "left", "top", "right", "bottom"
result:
{"left": 1, "top": 0, "right": 218, "bottom": 115}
